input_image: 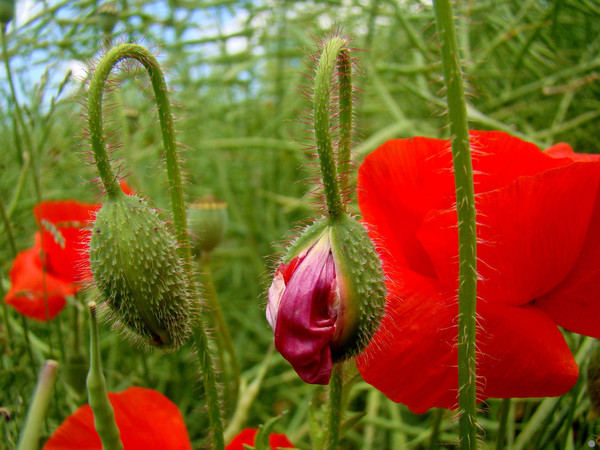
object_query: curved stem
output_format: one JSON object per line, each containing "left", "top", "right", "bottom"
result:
{"left": 325, "top": 363, "right": 343, "bottom": 449}
{"left": 432, "top": 1, "right": 478, "bottom": 449}
{"left": 313, "top": 37, "right": 352, "bottom": 220}
{"left": 86, "top": 302, "right": 123, "bottom": 450}
{"left": 87, "top": 44, "right": 189, "bottom": 250}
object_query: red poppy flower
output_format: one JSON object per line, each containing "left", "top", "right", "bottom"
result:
{"left": 355, "top": 130, "right": 600, "bottom": 413}
{"left": 226, "top": 428, "right": 295, "bottom": 450}
{"left": 33, "top": 200, "right": 100, "bottom": 282}
{"left": 43, "top": 387, "right": 191, "bottom": 449}
{"left": 4, "top": 233, "right": 75, "bottom": 321}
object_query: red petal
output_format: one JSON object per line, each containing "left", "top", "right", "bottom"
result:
{"left": 4, "top": 236, "right": 73, "bottom": 321}
{"left": 534, "top": 178, "right": 600, "bottom": 338}
{"left": 33, "top": 200, "right": 99, "bottom": 282}
{"left": 418, "top": 160, "right": 600, "bottom": 305}
{"left": 545, "top": 142, "right": 600, "bottom": 161}
{"left": 469, "top": 131, "right": 570, "bottom": 193}
{"left": 356, "top": 271, "right": 459, "bottom": 414}
{"left": 356, "top": 270, "right": 578, "bottom": 413}
{"left": 358, "top": 137, "right": 454, "bottom": 279}
{"left": 119, "top": 181, "right": 135, "bottom": 195}
{"left": 226, "top": 428, "right": 295, "bottom": 450}
{"left": 43, "top": 387, "right": 191, "bottom": 449}
{"left": 477, "top": 302, "right": 578, "bottom": 399}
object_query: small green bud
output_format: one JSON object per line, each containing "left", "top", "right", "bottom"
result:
{"left": 0, "top": 0, "right": 15, "bottom": 25}
{"left": 123, "top": 106, "right": 140, "bottom": 136}
{"left": 89, "top": 193, "right": 191, "bottom": 350}
{"left": 588, "top": 342, "right": 600, "bottom": 419}
{"left": 266, "top": 214, "right": 386, "bottom": 384}
{"left": 188, "top": 195, "right": 228, "bottom": 255}
{"left": 97, "top": 2, "right": 119, "bottom": 35}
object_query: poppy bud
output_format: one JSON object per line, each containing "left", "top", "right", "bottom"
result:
{"left": 89, "top": 193, "right": 191, "bottom": 350}
{"left": 187, "top": 195, "right": 228, "bottom": 255}
{"left": 267, "top": 215, "right": 386, "bottom": 384}
{"left": 97, "top": 2, "right": 118, "bottom": 35}
{"left": 0, "top": 0, "right": 15, "bottom": 25}
{"left": 588, "top": 342, "right": 600, "bottom": 419}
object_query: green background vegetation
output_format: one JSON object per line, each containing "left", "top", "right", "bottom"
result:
{"left": 1, "top": 0, "right": 599, "bottom": 448}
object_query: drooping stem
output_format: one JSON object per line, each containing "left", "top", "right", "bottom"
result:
{"left": 86, "top": 302, "right": 123, "bottom": 450}
{"left": 87, "top": 44, "right": 188, "bottom": 250}
{"left": 432, "top": 1, "right": 478, "bottom": 449}
{"left": 16, "top": 360, "right": 58, "bottom": 450}
{"left": 325, "top": 363, "right": 344, "bottom": 450}
{"left": 313, "top": 37, "right": 353, "bottom": 220}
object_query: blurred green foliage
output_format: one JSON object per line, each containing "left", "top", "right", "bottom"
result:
{"left": 1, "top": 0, "right": 600, "bottom": 448}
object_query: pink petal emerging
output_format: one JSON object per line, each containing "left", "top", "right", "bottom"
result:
{"left": 268, "top": 232, "right": 337, "bottom": 384}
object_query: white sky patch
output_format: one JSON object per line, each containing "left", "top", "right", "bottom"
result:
{"left": 15, "top": 0, "right": 42, "bottom": 27}
{"left": 54, "top": 59, "right": 89, "bottom": 96}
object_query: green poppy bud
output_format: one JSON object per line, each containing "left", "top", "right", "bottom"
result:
{"left": 89, "top": 193, "right": 191, "bottom": 350}
{"left": 0, "top": 0, "right": 15, "bottom": 25}
{"left": 97, "top": 2, "right": 118, "bottom": 35}
{"left": 267, "top": 214, "right": 386, "bottom": 384}
{"left": 188, "top": 195, "right": 228, "bottom": 255}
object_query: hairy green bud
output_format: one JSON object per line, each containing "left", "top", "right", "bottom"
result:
{"left": 188, "top": 195, "right": 228, "bottom": 255}
{"left": 89, "top": 193, "right": 191, "bottom": 350}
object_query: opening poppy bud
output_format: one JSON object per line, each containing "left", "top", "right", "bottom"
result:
{"left": 0, "top": 0, "right": 15, "bottom": 25}
{"left": 97, "top": 2, "right": 119, "bottom": 35}
{"left": 187, "top": 195, "right": 228, "bottom": 255}
{"left": 267, "top": 215, "right": 386, "bottom": 385}
{"left": 89, "top": 192, "right": 191, "bottom": 350}
{"left": 588, "top": 342, "right": 600, "bottom": 419}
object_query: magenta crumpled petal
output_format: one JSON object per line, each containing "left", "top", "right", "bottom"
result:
{"left": 269, "top": 236, "right": 337, "bottom": 384}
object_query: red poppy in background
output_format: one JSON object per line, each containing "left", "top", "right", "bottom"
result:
{"left": 4, "top": 233, "right": 76, "bottom": 321}
{"left": 43, "top": 387, "right": 191, "bottom": 449}
{"left": 356, "top": 130, "right": 600, "bottom": 413}
{"left": 34, "top": 199, "right": 100, "bottom": 282}
{"left": 226, "top": 428, "right": 295, "bottom": 450}
{"left": 4, "top": 183, "right": 133, "bottom": 321}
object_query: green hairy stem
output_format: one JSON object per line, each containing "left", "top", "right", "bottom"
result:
{"left": 432, "top": 1, "right": 479, "bottom": 448}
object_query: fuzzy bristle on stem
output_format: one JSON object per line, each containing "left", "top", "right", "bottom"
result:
{"left": 312, "top": 35, "right": 355, "bottom": 221}
{"left": 432, "top": 1, "right": 479, "bottom": 448}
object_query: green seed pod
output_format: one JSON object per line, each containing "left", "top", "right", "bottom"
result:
{"left": 266, "top": 214, "right": 386, "bottom": 384}
{"left": 89, "top": 193, "right": 191, "bottom": 350}
{"left": 588, "top": 341, "right": 600, "bottom": 419}
{"left": 97, "top": 2, "right": 119, "bottom": 35}
{"left": 123, "top": 106, "right": 140, "bottom": 136}
{"left": 0, "top": 0, "right": 15, "bottom": 25}
{"left": 188, "top": 195, "right": 228, "bottom": 255}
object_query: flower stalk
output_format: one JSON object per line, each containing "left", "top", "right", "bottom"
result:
{"left": 87, "top": 43, "right": 224, "bottom": 448}
{"left": 325, "top": 363, "right": 344, "bottom": 450}
{"left": 16, "top": 360, "right": 58, "bottom": 450}
{"left": 86, "top": 302, "right": 123, "bottom": 450}
{"left": 313, "top": 36, "right": 352, "bottom": 220}
{"left": 432, "top": 1, "right": 478, "bottom": 448}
